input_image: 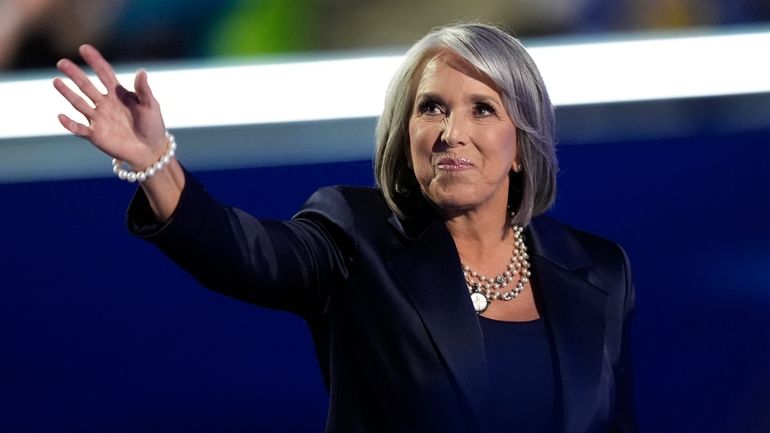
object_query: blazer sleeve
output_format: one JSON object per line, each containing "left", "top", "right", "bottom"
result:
{"left": 608, "top": 247, "right": 638, "bottom": 433}
{"left": 126, "top": 169, "right": 354, "bottom": 319}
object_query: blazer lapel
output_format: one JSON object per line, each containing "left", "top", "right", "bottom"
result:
{"left": 528, "top": 217, "right": 610, "bottom": 433}
{"left": 385, "top": 211, "right": 610, "bottom": 433}
{"left": 386, "top": 212, "right": 490, "bottom": 430}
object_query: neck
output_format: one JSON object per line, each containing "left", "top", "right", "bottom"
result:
{"left": 444, "top": 207, "right": 512, "bottom": 267}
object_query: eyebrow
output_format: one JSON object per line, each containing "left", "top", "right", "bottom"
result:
{"left": 415, "top": 92, "right": 501, "bottom": 104}
{"left": 414, "top": 92, "right": 445, "bottom": 103}
{"left": 468, "top": 93, "right": 502, "bottom": 105}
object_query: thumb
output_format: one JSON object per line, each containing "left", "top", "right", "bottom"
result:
{"left": 134, "top": 69, "right": 155, "bottom": 104}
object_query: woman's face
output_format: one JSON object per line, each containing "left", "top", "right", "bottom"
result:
{"left": 408, "top": 53, "right": 518, "bottom": 217}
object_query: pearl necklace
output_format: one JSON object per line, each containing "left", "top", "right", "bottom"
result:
{"left": 462, "top": 215, "right": 531, "bottom": 314}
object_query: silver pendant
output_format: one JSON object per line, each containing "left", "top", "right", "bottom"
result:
{"left": 470, "top": 292, "right": 489, "bottom": 313}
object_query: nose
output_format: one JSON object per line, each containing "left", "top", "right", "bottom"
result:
{"left": 440, "top": 113, "right": 468, "bottom": 147}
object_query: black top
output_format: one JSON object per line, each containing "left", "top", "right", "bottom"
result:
{"left": 128, "top": 173, "right": 638, "bottom": 432}
{"left": 479, "top": 315, "right": 562, "bottom": 432}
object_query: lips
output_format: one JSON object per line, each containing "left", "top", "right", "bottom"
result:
{"left": 436, "top": 157, "right": 474, "bottom": 170}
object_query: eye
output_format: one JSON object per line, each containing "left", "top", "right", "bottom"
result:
{"left": 473, "top": 103, "right": 496, "bottom": 117}
{"left": 417, "top": 100, "right": 444, "bottom": 116}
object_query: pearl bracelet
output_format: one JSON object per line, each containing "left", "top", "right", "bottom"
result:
{"left": 112, "top": 132, "right": 177, "bottom": 183}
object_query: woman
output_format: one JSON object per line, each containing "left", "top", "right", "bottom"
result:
{"left": 54, "top": 23, "right": 636, "bottom": 433}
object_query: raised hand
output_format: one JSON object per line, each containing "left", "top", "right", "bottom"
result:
{"left": 53, "top": 44, "right": 185, "bottom": 221}
{"left": 53, "top": 44, "right": 168, "bottom": 170}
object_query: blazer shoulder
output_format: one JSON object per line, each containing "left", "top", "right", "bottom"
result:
{"left": 292, "top": 185, "right": 392, "bottom": 239}
{"left": 535, "top": 214, "right": 628, "bottom": 261}
{"left": 296, "top": 185, "right": 389, "bottom": 217}
{"left": 531, "top": 214, "right": 631, "bottom": 295}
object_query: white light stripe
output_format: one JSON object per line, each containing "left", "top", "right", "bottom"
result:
{"left": 534, "top": 31, "right": 770, "bottom": 105}
{"left": 1, "top": 29, "right": 769, "bottom": 140}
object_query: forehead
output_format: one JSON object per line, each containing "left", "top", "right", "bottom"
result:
{"left": 416, "top": 52, "right": 501, "bottom": 94}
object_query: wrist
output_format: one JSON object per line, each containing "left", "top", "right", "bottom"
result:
{"left": 113, "top": 132, "right": 177, "bottom": 183}
{"left": 127, "top": 134, "right": 171, "bottom": 170}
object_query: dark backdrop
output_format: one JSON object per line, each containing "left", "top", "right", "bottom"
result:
{"left": 1, "top": 128, "right": 769, "bottom": 432}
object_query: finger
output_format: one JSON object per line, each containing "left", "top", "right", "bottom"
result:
{"left": 53, "top": 77, "right": 96, "bottom": 118}
{"left": 57, "top": 114, "right": 91, "bottom": 137}
{"left": 79, "top": 44, "right": 120, "bottom": 93}
{"left": 134, "top": 69, "right": 155, "bottom": 105}
{"left": 56, "top": 58, "right": 104, "bottom": 103}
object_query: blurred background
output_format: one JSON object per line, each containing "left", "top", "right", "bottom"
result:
{"left": 2, "top": 0, "right": 770, "bottom": 71}
{"left": 1, "top": 1, "right": 770, "bottom": 432}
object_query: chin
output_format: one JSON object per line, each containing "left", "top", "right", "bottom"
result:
{"left": 422, "top": 184, "right": 482, "bottom": 212}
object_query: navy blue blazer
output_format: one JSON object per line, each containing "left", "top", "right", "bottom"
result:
{"left": 128, "top": 172, "right": 637, "bottom": 433}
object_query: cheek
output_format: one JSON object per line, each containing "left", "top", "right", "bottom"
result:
{"left": 408, "top": 122, "right": 433, "bottom": 162}
{"left": 508, "top": 130, "right": 518, "bottom": 156}
{"left": 490, "top": 129, "right": 518, "bottom": 168}
{"left": 408, "top": 121, "right": 423, "bottom": 150}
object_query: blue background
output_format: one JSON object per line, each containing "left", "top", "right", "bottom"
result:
{"left": 1, "top": 127, "right": 769, "bottom": 432}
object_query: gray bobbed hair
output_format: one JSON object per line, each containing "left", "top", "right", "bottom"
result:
{"left": 374, "top": 23, "right": 558, "bottom": 227}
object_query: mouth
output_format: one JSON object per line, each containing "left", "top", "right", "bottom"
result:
{"left": 436, "top": 157, "right": 474, "bottom": 171}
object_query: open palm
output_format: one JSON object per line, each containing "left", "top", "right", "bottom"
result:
{"left": 53, "top": 44, "right": 168, "bottom": 169}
